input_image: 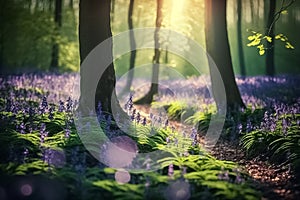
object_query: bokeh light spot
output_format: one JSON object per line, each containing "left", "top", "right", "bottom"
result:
{"left": 102, "top": 136, "right": 138, "bottom": 168}
{"left": 165, "top": 180, "right": 190, "bottom": 200}
{"left": 20, "top": 184, "right": 32, "bottom": 196}
{"left": 115, "top": 170, "right": 131, "bottom": 184}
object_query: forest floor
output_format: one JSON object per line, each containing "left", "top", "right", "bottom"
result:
{"left": 135, "top": 104, "right": 300, "bottom": 200}
{"left": 2, "top": 73, "right": 299, "bottom": 199}
{"left": 210, "top": 141, "right": 299, "bottom": 200}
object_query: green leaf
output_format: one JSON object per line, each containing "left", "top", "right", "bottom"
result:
{"left": 264, "top": 36, "right": 272, "bottom": 43}
{"left": 285, "top": 42, "right": 295, "bottom": 49}
{"left": 247, "top": 35, "right": 255, "bottom": 41}
{"left": 275, "top": 34, "right": 283, "bottom": 39}
{"left": 247, "top": 38, "right": 261, "bottom": 47}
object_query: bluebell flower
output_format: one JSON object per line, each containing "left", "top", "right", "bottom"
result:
{"left": 149, "top": 113, "right": 153, "bottom": 119}
{"left": 130, "top": 113, "right": 135, "bottom": 121}
{"left": 39, "top": 96, "right": 48, "bottom": 114}
{"left": 65, "top": 128, "right": 71, "bottom": 138}
{"left": 246, "top": 119, "right": 252, "bottom": 133}
{"left": 168, "top": 164, "right": 174, "bottom": 178}
{"left": 171, "top": 126, "right": 175, "bottom": 133}
{"left": 66, "top": 97, "right": 73, "bottom": 111}
{"left": 40, "top": 123, "right": 48, "bottom": 143}
{"left": 142, "top": 117, "right": 147, "bottom": 126}
{"left": 158, "top": 117, "right": 162, "bottom": 124}
{"left": 166, "top": 137, "right": 170, "bottom": 144}
{"left": 237, "top": 123, "right": 242, "bottom": 134}
{"left": 174, "top": 138, "right": 178, "bottom": 146}
{"left": 191, "top": 128, "right": 197, "bottom": 139}
{"left": 23, "top": 148, "right": 29, "bottom": 156}
{"left": 218, "top": 167, "right": 229, "bottom": 181}
{"left": 136, "top": 112, "right": 141, "bottom": 123}
{"left": 164, "top": 119, "right": 169, "bottom": 127}
{"left": 58, "top": 100, "right": 65, "bottom": 112}
{"left": 182, "top": 166, "right": 187, "bottom": 176}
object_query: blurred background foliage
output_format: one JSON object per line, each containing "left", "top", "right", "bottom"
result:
{"left": 0, "top": 0, "right": 299, "bottom": 76}
{"left": 0, "top": 0, "right": 79, "bottom": 73}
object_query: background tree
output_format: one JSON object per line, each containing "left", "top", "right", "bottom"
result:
{"left": 69, "top": 0, "right": 73, "bottom": 9}
{"left": 0, "top": 0, "right": 5, "bottom": 73}
{"left": 135, "top": 0, "right": 163, "bottom": 104}
{"left": 205, "top": 0, "right": 245, "bottom": 110}
{"left": 50, "top": 0, "right": 63, "bottom": 71}
{"left": 79, "top": 0, "right": 119, "bottom": 114}
{"left": 111, "top": 0, "right": 116, "bottom": 23}
{"left": 121, "top": 0, "right": 137, "bottom": 96}
{"left": 266, "top": 0, "right": 276, "bottom": 76}
{"left": 237, "top": 0, "right": 246, "bottom": 76}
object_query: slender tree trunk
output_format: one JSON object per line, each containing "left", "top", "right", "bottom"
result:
{"left": 0, "top": 30, "right": 3, "bottom": 74}
{"left": 266, "top": 0, "right": 276, "bottom": 76}
{"left": 111, "top": 0, "right": 115, "bottom": 23}
{"left": 237, "top": 0, "right": 246, "bottom": 76}
{"left": 79, "top": 0, "right": 120, "bottom": 115}
{"left": 50, "top": 0, "right": 62, "bottom": 71}
{"left": 49, "top": 0, "right": 54, "bottom": 11}
{"left": 205, "top": 0, "right": 245, "bottom": 111}
{"left": 69, "top": 0, "right": 73, "bottom": 9}
{"left": 35, "top": 0, "right": 39, "bottom": 11}
{"left": 27, "top": 0, "right": 32, "bottom": 10}
{"left": 0, "top": 1, "right": 4, "bottom": 74}
{"left": 121, "top": 0, "right": 136, "bottom": 95}
{"left": 147, "top": 0, "right": 163, "bottom": 96}
{"left": 249, "top": 0, "right": 255, "bottom": 22}
{"left": 135, "top": 0, "right": 163, "bottom": 104}
{"left": 264, "top": 0, "right": 269, "bottom": 21}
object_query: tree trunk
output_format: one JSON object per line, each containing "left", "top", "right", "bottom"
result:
{"left": 35, "top": 0, "right": 39, "bottom": 11}
{"left": 49, "top": 0, "right": 54, "bottom": 11}
{"left": 79, "top": 0, "right": 120, "bottom": 116}
{"left": 205, "top": 0, "right": 245, "bottom": 111}
{"left": 50, "top": 0, "right": 62, "bottom": 71}
{"left": 0, "top": 1, "right": 4, "bottom": 74}
{"left": 111, "top": 0, "right": 115, "bottom": 23}
{"left": 135, "top": 0, "right": 163, "bottom": 105}
{"left": 249, "top": 0, "right": 254, "bottom": 22}
{"left": 266, "top": 0, "right": 276, "bottom": 76}
{"left": 237, "top": 0, "right": 246, "bottom": 76}
{"left": 0, "top": 31, "right": 3, "bottom": 74}
{"left": 121, "top": 0, "right": 136, "bottom": 96}
{"left": 69, "top": 0, "right": 73, "bottom": 9}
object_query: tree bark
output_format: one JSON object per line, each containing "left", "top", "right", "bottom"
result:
{"left": 111, "top": 0, "right": 115, "bottom": 23}
{"left": 79, "top": 0, "right": 120, "bottom": 115}
{"left": 121, "top": 0, "right": 136, "bottom": 96}
{"left": 50, "top": 0, "right": 62, "bottom": 71}
{"left": 205, "top": 0, "right": 245, "bottom": 111}
{"left": 135, "top": 0, "right": 163, "bottom": 105}
{"left": 249, "top": 0, "right": 255, "bottom": 22}
{"left": 49, "top": 0, "right": 54, "bottom": 11}
{"left": 266, "top": 0, "right": 276, "bottom": 76}
{"left": 0, "top": 0, "right": 4, "bottom": 74}
{"left": 237, "top": 0, "right": 246, "bottom": 76}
